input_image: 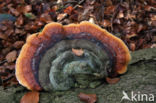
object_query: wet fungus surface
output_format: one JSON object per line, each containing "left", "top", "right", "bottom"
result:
{"left": 15, "top": 21, "right": 131, "bottom": 91}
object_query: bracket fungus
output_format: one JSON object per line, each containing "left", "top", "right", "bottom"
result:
{"left": 15, "top": 21, "right": 131, "bottom": 91}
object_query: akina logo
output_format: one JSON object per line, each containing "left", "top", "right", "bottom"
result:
{"left": 121, "top": 91, "right": 155, "bottom": 102}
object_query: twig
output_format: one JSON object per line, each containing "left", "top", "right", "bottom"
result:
{"left": 2, "top": 74, "right": 15, "bottom": 83}
{"left": 73, "top": 0, "right": 85, "bottom": 9}
{"left": 0, "top": 60, "right": 7, "bottom": 66}
{"left": 64, "top": 1, "right": 78, "bottom": 5}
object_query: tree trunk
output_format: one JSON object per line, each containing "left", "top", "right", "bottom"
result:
{"left": 0, "top": 48, "right": 156, "bottom": 103}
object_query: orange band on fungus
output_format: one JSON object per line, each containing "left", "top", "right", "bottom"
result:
{"left": 16, "top": 21, "right": 131, "bottom": 91}
{"left": 64, "top": 22, "right": 131, "bottom": 74}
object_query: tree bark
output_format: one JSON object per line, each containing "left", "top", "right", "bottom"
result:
{"left": 0, "top": 48, "right": 156, "bottom": 103}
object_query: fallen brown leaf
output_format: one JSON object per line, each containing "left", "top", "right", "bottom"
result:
{"left": 151, "top": 44, "right": 156, "bottom": 48}
{"left": 9, "top": 7, "right": 20, "bottom": 16}
{"left": 24, "top": 22, "right": 38, "bottom": 31}
{"left": 23, "top": 5, "right": 32, "bottom": 13}
{"left": 20, "top": 91, "right": 39, "bottom": 103}
{"left": 104, "top": 5, "right": 115, "bottom": 15}
{"left": 137, "top": 38, "right": 145, "bottom": 49}
{"left": 5, "top": 63, "right": 15, "bottom": 70}
{"left": 151, "top": 15, "right": 156, "bottom": 21}
{"left": 57, "top": 13, "right": 67, "bottom": 21}
{"left": 117, "top": 11, "right": 124, "bottom": 18}
{"left": 0, "top": 67, "right": 8, "bottom": 76}
{"left": 10, "top": 76, "right": 19, "bottom": 85}
{"left": 40, "top": 13, "right": 52, "bottom": 23}
{"left": 15, "top": 15, "right": 24, "bottom": 26}
{"left": 0, "top": 25, "right": 7, "bottom": 31}
{"left": 129, "top": 42, "right": 136, "bottom": 51}
{"left": 4, "top": 28, "right": 14, "bottom": 36}
{"left": 5, "top": 50, "right": 17, "bottom": 63}
{"left": 13, "top": 41, "right": 25, "bottom": 49}
{"left": 126, "top": 33, "right": 137, "bottom": 39}
{"left": 106, "top": 77, "right": 120, "bottom": 84}
{"left": 64, "top": 6, "right": 74, "bottom": 15}
{"left": 102, "top": 19, "right": 111, "bottom": 27}
{"left": 72, "top": 48, "right": 84, "bottom": 56}
{"left": 0, "top": 32, "right": 7, "bottom": 40}
{"left": 144, "top": 5, "right": 153, "bottom": 11}
{"left": 78, "top": 92, "right": 97, "bottom": 103}
{"left": 15, "top": 28, "right": 24, "bottom": 34}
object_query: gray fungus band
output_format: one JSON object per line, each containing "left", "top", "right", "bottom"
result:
{"left": 39, "top": 39, "right": 111, "bottom": 91}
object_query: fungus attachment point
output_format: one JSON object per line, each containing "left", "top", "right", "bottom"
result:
{"left": 15, "top": 21, "right": 131, "bottom": 91}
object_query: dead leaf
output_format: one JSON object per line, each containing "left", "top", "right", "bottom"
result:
{"left": 2, "top": 48, "right": 11, "bottom": 55}
{"left": 126, "top": 33, "right": 137, "bottom": 39}
{"left": 9, "top": 7, "right": 20, "bottom": 16}
{"left": 5, "top": 50, "right": 17, "bottom": 63}
{"left": 151, "top": 44, "right": 156, "bottom": 48}
{"left": 69, "top": 12, "right": 78, "bottom": 21}
{"left": 151, "top": 20, "right": 156, "bottom": 26}
{"left": 137, "top": 38, "right": 145, "bottom": 48}
{"left": 72, "top": 48, "right": 84, "bottom": 56}
{"left": 105, "top": 0, "right": 113, "bottom": 6}
{"left": 40, "top": 13, "right": 52, "bottom": 23}
{"left": 0, "top": 32, "right": 7, "bottom": 40}
{"left": 152, "top": 36, "right": 156, "bottom": 43}
{"left": 20, "top": 91, "right": 39, "bottom": 103}
{"left": 10, "top": 76, "right": 19, "bottom": 85}
{"left": 125, "top": 12, "right": 136, "bottom": 20}
{"left": 17, "top": 5, "right": 32, "bottom": 14}
{"left": 13, "top": 41, "right": 25, "bottom": 49}
{"left": 24, "top": 22, "right": 38, "bottom": 31}
{"left": 57, "top": 0, "right": 63, "bottom": 4}
{"left": 4, "top": 28, "right": 14, "bottom": 36}
{"left": 151, "top": 15, "right": 156, "bottom": 21}
{"left": 0, "top": 67, "right": 8, "bottom": 76}
{"left": 144, "top": 5, "right": 154, "bottom": 11}
{"left": 102, "top": 19, "right": 111, "bottom": 27}
{"left": 113, "top": 18, "right": 121, "bottom": 24}
{"left": 57, "top": 13, "right": 67, "bottom": 21}
{"left": 137, "top": 24, "right": 144, "bottom": 33}
{"left": 106, "top": 77, "right": 120, "bottom": 84}
{"left": 23, "top": 5, "right": 32, "bottom": 13}
{"left": 15, "top": 15, "right": 24, "bottom": 26}
{"left": 129, "top": 42, "right": 136, "bottom": 51}
{"left": 78, "top": 92, "right": 97, "bottom": 103}
{"left": 5, "top": 64, "right": 15, "bottom": 70}
{"left": 64, "top": 6, "right": 74, "bottom": 15}
{"left": 15, "top": 28, "right": 24, "bottom": 34}
{"left": 104, "top": 5, "right": 115, "bottom": 15}
{"left": 117, "top": 11, "right": 124, "bottom": 18}
{"left": 89, "top": 17, "right": 95, "bottom": 24}
{"left": 0, "top": 25, "right": 7, "bottom": 31}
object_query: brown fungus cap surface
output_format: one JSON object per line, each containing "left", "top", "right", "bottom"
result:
{"left": 15, "top": 21, "right": 131, "bottom": 91}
